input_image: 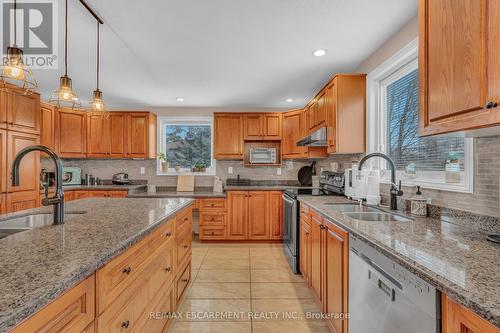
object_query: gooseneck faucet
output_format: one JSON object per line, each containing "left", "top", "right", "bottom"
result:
{"left": 358, "top": 152, "right": 403, "bottom": 210}
{"left": 12, "top": 145, "right": 65, "bottom": 225}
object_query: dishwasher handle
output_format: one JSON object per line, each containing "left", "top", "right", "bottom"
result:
{"left": 354, "top": 249, "right": 403, "bottom": 292}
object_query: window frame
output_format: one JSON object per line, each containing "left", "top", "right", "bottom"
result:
{"left": 157, "top": 116, "right": 216, "bottom": 176}
{"left": 366, "top": 38, "right": 473, "bottom": 193}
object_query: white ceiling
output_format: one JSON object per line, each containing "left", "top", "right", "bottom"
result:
{"left": 31, "top": 0, "right": 417, "bottom": 109}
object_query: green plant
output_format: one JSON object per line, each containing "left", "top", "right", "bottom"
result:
{"left": 158, "top": 152, "right": 167, "bottom": 162}
{"left": 446, "top": 152, "right": 459, "bottom": 163}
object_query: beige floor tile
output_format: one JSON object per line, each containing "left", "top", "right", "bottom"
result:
{"left": 191, "top": 256, "right": 206, "bottom": 270}
{"left": 250, "top": 257, "right": 290, "bottom": 270}
{"left": 201, "top": 258, "right": 250, "bottom": 270}
{"left": 191, "top": 268, "right": 199, "bottom": 281}
{"left": 251, "top": 320, "right": 331, "bottom": 333}
{"left": 251, "top": 283, "right": 314, "bottom": 299}
{"left": 171, "top": 321, "right": 251, "bottom": 333}
{"left": 250, "top": 299, "right": 321, "bottom": 320}
{"left": 251, "top": 269, "right": 304, "bottom": 283}
{"left": 177, "top": 299, "right": 251, "bottom": 321}
{"left": 250, "top": 248, "right": 286, "bottom": 257}
{"left": 204, "top": 252, "right": 249, "bottom": 260}
{"left": 188, "top": 282, "right": 250, "bottom": 299}
{"left": 195, "top": 270, "right": 250, "bottom": 283}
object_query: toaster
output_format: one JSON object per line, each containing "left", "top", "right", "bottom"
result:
{"left": 112, "top": 172, "right": 129, "bottom": 185}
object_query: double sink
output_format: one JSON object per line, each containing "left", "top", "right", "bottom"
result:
{"left": 323, "top": 203, "right": 414, "bottom": 222}
{"left": 0, "top": 212, "right": 86, "bottom": 239}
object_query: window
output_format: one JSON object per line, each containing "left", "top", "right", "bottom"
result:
{"left": 367, "top": 39, "right": 473, "bottom": 193}
{"left": 157, "top": 116, "right": 215, "bottom": 175}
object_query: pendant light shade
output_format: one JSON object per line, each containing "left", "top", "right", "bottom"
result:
{"left": 49, "top": 0, "right": 81, "bottom": 109}
{"left": 0, "top": 0, "right": 38, "bottom": 95}
{"left": 88, "top": 19, "right": 109, "bottom": 118}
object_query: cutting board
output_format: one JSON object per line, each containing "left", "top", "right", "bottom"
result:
{"left": 177, "top": 175, "right": 195, "bottom": 192}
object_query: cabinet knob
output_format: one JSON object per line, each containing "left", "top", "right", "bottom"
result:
{"left": 211, "top": 232, "right": 215, "bottom": 235}
{"left": 165, "top": 232, "right": 172, "bottom": 237}
{"left": 181, "top": 278, "right": 189, "bottom": 282}
{"left": 122, "top": 267, "right": 132, "bottom": 274}
{"left": 320, "top": 225, "right": 326, "bottom": 230}
{"left": 183, "top": 245, "right": 189, "bottom": 249}
{"left": 486, "top": 101, "right": 498, "bottom": 109}
{"left": 165, "top": 266, "right": 171, "bottom": 272}
{"left": 121, "top": 320, "right": 130, "bottom": 328}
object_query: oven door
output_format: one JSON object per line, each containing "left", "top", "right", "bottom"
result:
{"left": 282, "top": 193, "right": 297, "bottom": 256}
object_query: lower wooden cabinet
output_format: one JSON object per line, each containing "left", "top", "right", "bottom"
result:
{"left": 73, "top": 190, "right": 90, "bottom": 200}
{"left": 299, "top": 217, "right": 311, "bottom": 283}
{"left": 11, "top": 275, "right": 95, "bottom": 333}
{"left": 248, "top": 191, "right": 269, "bottom": 240}
{"left": 228, "top": 191, "right": 249, "bottom": 240}
{"left": 442, "top": 294, "right": 500, "bottom": 333}
{"left": 310, "top": 210, "right": 323, "bottom": 303}
{"left": 269, "top": 191, "right": 283, "bottom": 240}
{"left": 7, "top": 190, "right": 38, "bottom": 213}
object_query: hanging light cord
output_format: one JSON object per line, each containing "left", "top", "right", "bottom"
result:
{"left": 13, "top": 0, "right": 17, "bottom": 46}
{"left": 96, "top": 20, "right": 100, "bottom": 90}
{"left": 64, "top": 0, "right": 68, "bottom": 76}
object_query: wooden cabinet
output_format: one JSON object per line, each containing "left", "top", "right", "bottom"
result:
{"left": 73, "top": 190, "right": 90, "bottom": 200}
{"left": 248, "top": 191, "right": 269, "bottom": 240}
{"left": 7, "top": 131, "right": 39, "bottom": 193}
{"left": 243, "top": 113, "right": 282, "bottom": 140}
{"left": 243, "top": 114, "right": 263, "bottom": 140}
{"left": 11, "top": 275, "right": 95, "bottom": 333}
{"left": 299, "top": 217, "right": 311, "bottom": 282}
{"left": 127, "top": 112, "right": 157, "bottom": 159}
{"left": 108, "top": 113, "right": 127, "bottom": 158}
{"left": 214, "top": 113, "right": 244, "bottom": 159}
{"left": 64, "top": 190, "right": 75, "bottom": 202}
{"left": 0, "top": 130, "right": 6, "bottom": 194}
{"left": 0, "top": 91, "right": 7, "bottom": 129}
{"left": 57, "top": 109, "right": 87, "bottom": 158}
{"left": 0, "top": 194, "right": 5, "bottom": 214}
{"left": 65, "top": 190, "right": 127, "bottom": 200}
{"left": 262, "top": 113, "right": 282, "bottom": 140}
{"left": 199, "top": 198, "right": 228, "bottom": 241}
{"left": 442, "top": 294, "right": 500, "bottom": 333}
{"left": 323, "top": 221, "right": 348, "bottom": 333}
{"left": 6, "top": 191, "right": 38, "bottom": 212}
{"left": 268, "top": 191, "right": 283, "bottom": 240}
{"left": 87, "top": 115, "right": 109, "bottom": 158}
{"left": 419, "top": 0, "right": 500, "bottom": 136}
{"left": 228, "top": 191, "right": 248, "bottom": 240}
{"left": 282, "top": 109, "right": 305, "bottom": 158}
{"left": 40, "top": 103, "right": 56, "bottom": 151}
{"left": 5, "top": 91, "right": 40, "bottom": 134}
{"left": 314, "top": 91, "right": 327, "bottom": 129}
{"left": 310, "top": 210, "right": 323, "bottom": 303}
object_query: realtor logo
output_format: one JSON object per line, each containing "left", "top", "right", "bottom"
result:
{"left": 1, "top": 0, "right": 58, "bottom": 69}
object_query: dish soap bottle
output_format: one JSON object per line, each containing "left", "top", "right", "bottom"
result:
{"left": 410, "top": 186, "right": 428, "bottom": 217}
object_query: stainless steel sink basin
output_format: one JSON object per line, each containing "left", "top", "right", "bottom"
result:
{"left": 323, "top": 203, "right": 381, "bottom": 213}
{"left": 0, "top": 212, "right": 86, "bottom": 238}
{"left": 344, "top": 212, "right": 413, "bottom": 222}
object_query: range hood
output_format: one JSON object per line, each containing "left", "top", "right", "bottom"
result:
{"left": 297, "top": 127, "right": 328, "bottom": 147}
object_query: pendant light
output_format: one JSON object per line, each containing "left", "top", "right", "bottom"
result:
{"left": 88, "top": 19, "right": 109, "bottom": 118}
{"left": 0, "top": 0, "right": 38, "bottom": 95}
{"left": 49, "top": 0, "right": 81, "bottom": 109}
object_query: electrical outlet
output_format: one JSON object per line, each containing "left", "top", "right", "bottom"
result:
{"left": 140, "top": 167, "right": 145, "bottom": 175}
{"left": 228, "top": 166, "right": 233, "bottom": 174}
{"left": 277, "top": 168, "right": 282, "bottom": 175}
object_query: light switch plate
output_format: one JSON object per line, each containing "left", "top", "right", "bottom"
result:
{"left": 228, "top": 166, "right": 233, "bottom": 174}
{"left": 140, "top": 167, "right": 145, "bottom": 175}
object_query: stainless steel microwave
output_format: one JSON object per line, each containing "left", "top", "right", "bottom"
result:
{"left": 249, "top": 148, "right": 277, "bottom": 164}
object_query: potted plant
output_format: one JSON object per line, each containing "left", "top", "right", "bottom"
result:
{"left": 158, "top": 153, "right": 168, "bottom": 172}
{"left": 445, "top": 152, "right": 460, "bottom": 183}
{"left": 192, "top": 162, "right": 206, "bottom": 172}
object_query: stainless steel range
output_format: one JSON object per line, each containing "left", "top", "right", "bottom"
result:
{"left": 282, "top": 171, "right": 345, "bottom": 273}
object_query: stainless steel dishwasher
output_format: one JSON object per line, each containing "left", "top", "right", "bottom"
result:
{"left": 349, "top": 234, "right": 441, "bottom": 333}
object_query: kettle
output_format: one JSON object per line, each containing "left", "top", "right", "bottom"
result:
{"left": 112, "top": 172, "right": 129, "bottom": 185}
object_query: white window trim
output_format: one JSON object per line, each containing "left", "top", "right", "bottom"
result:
{"left": 157, "top": 116, "right": 216, "bottom": 176}
{"left": 366, "top": 38, "right": 473, "bottom": 193}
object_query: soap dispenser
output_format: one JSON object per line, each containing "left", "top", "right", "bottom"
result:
{"left": 410, "top": 186, "right": 428, "bottom": 217}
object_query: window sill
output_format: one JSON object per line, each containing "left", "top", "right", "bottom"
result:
{"left": 380, "top": 171, "right": 473, "bottom": 193}
{"left": 156, "top": 171, "right": 216, "bottom": 176}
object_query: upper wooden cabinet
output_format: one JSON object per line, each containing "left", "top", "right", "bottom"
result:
{"left": 282, "top": 109, "right": 305, "bottom": 159}
{"left": 0, "top": 90, "right": 40, "bottom": 134}
{"left": 127, "top": 112, "right": 157, "bottom": 159}
{"left": 87, "top": 115, "right": 110, "bottom": 158}
{"left": 109, "top": 113, "right": 127, "bottom": 158}
{"left": 57, "top": 108, "right": 87, "bottom": 158}
{"left": 243, "top": 113, "right": 282, "bottom": 140}
{"left": 214, "top": 113, "right": 244, "bottom": 160}
{"left": 442, "top": 294, "right": 499, "bottom": 333}
{"left": 419, "top": 0, "right": 500, "bottom": 135}
{"left": 40, "top": 103, "right": 56, "bottom": 151}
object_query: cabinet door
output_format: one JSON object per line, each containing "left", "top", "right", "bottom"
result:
{"left": 73, "top": 191, "right": 90, "bottom": 200}
{"left": 310, "top": 211, "right": 323, "bottom": 303}
{"left": 0, "top": 193, "right": 5, "bottom": 214}
{"left": 243, "top": 114, "right": 263, "bottom": 140}
{"left": 305, "top": 104, "right": 314, "bottom": 132}
{"left": 214, "top": 113, "right": 243, "bottom": 159}
{"left": 228, "top": 191, "right": 248, "bottom": 240}
{"left": 324, "top": 223, "right": 348, "bottom": 333}
{"left": 0, "top": 130, "right": 6, "bottom": 193}
{"left": 442, "top": 294, "right": 499, "bottom": 333}
{"left": 419, "top": 0, "right": 500, "bottom": 135}
{"left": 7, "top": 131, "right": 39, "bottom": 193}
{"left": 109, "top": 113, "right": 127, "bottom": 158}
{"left": 315, "top": 91, "right": 327, "bottom": 128}
{"left": 0, "top": 91, "right": 7, "bottom": 129}
{"left": 87, "top": 115, "right": 110, "bottom": 158}
{"left": 268, "top": 191, "right": 283, "bottom": 240}
{"left": 248, "top": 191, "right": 269, "bottom": 240}
{"left": 65, "top": 190, "right": 74, "bottom": 202}
{"left": 282, "top": 110, "right": 305, "bottom": 158}
{"left": 88, "top": 190, "right": 109, "bottom": 198}
{"left": 7, "top": 92, "right": 40, "bottom": 134}
{"left": 299, "top": 219, "right": 310, "bottom": 282}
{"left": 108, "top": 190, "right": 127, "bottom": 198}
{"left": 263, "top": 113, "right": 281, "bottom": 140}
{"left": 40, "top": 104, "right": 56, "bottom": 151}
{"left": 326, "top": 82, "right": 337, "bottom": 154}
{"left": 127, "top": 113, "right": 149, "bottom": 158}
{"left": 7, "top": 191, "right": 39, "bottom": 212}
{"left": 57, "top": 109, "right": 87, "bottom": 158}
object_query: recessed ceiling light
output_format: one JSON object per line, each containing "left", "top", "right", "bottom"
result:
{"left": 313, "top": 49, "right": 327, "bottom": 57}
{"left": 176, "top": 98, "right": 184, "bottom": 102}
{"left": 286, "top": 98, "right": 294, "bottom": 103}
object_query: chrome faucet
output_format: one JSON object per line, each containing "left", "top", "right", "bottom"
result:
{"left": 12, "top": 145, "right": 65, "bottom": 225}
{"left": 358, "top": 152, "right": 403, "bottom": 210}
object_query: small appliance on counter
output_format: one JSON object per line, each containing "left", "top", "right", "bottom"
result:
{"left": 112, "top": 172, "right": 129, "bottom": 185}
{"left": 213, "top": 177, "right": 224, "bottom": 193}
{"left": 62, "top": 167, "right": 82, "bottom": 186}
{"left": 249, "top": 147, "right": 276, "bottom": 164}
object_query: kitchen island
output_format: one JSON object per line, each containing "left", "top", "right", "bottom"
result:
{"left": 0, "top": 197, "right": 194, "bottom": 333}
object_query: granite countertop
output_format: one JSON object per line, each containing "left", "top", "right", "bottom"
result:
{"left": 63, "top": 184, "right": 147, "bottom": 191}
{"left": 298, "top": 195, "right": 500, "bottom": 328}
{"left": 224, "top": 185, "right": 310, "bottom": 191}
{"left": 0, "top": 197, "right": 194, "bottom": 332}
{"left": 128, "top": 190, "right": 226, "bottom": 198}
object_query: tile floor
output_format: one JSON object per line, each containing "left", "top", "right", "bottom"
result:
{"left": 170, "top": 238, "right": 330, "bottom": 333}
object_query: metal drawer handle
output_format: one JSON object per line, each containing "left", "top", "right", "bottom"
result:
{"left": 165, "top": 266, "right": 171, "bottom": 272}
{"left": 121, "top": 320, "right": 130, "bottom": 328}
{"left": 122, "top": 267, "right": 132, "bottom": 274}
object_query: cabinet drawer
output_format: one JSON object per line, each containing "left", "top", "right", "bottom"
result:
{"left": 176, "top": 227, "right": 192, "bottom": 267}
{"left": 11, "top": 275, "right": 95, "bottom": 333}
{"left": 96, "top": 220, "right": 174, "bottom": 313}
{"left": 176, "top": 261, "right": 192, "bottom": 303}
{"left": 199, "top": 226, "right": 227, "bottom": 240}
{"left": 97, "top": 240, "right": 175, "bottom": 333}
{"left": 200, "top": 213, "right": 226, "bottom": 225}
{"left": 176, "top": 207, "right": 192, "bottom": 234}
{"left": 199, "top": 198, "right": 226, "bottom": 211}
{"left": 134, "top": 283, "right": 176, "bottom": 333}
